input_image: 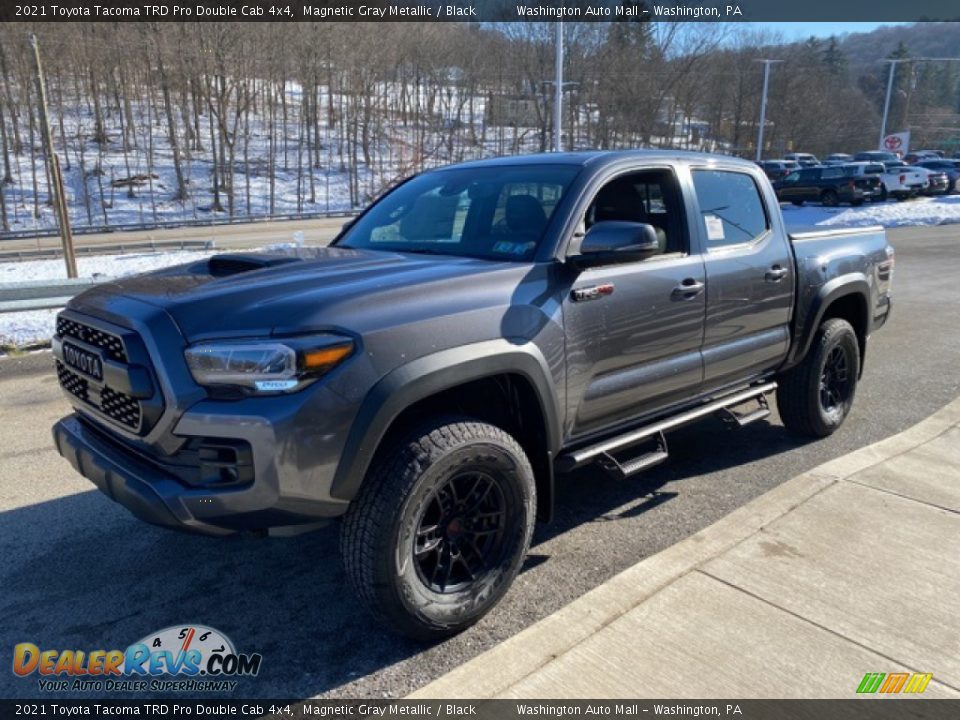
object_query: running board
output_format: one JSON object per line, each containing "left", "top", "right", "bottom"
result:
{"left": 716, "top": 393, "right": 771, "bottom": 428}
{"left": 557, "top": 382, "right": 777, "bottom": 474}
{"left": 597, "top": 432, "right": 669, "bottom": 480}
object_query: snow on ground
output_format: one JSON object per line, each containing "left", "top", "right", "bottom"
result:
{"left": 781, "top": 194, "right": 960, "bottom": 229}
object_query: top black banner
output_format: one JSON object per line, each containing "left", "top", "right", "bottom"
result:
{"left": 0, "top": 0, "right": 958, "bottom": 23}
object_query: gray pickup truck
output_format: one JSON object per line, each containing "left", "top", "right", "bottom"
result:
{"left": 51, "top": 151, "right": 893, "bottom": 639}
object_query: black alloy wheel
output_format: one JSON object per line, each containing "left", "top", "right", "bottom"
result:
{"left": 413, "top": 470, "right": 509, "bottom": 593}
{"left": 819, "top": 345, "right": 852, "bottom": 421}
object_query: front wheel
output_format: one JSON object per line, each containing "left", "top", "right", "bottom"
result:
{"left": 776, "top": 318, "right": 860, "bottom": 438}
{"left": 341, "top": 418, "right": 535, "bottom": 641}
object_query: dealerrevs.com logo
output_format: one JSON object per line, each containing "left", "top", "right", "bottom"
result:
{"left": 13, "top": 625, "right": 262, "bottom": 693}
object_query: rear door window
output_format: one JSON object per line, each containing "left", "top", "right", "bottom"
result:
{"left": 691, "top": 170, "right": 770, "bottom": 249}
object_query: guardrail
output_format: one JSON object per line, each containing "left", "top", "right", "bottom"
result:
{"left": 0, "top": 278, "right": 111, "bottom": 313}
{"left": 0, "top": 209, "right": 359, "bottom": 242}
{"left": 0, "top": 239, "right": 216, "bottom": 263}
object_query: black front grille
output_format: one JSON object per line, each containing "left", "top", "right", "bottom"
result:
{"left": 56, "top": 361, "right": 142, "bottom": 430}
{"left": 56, "top": 360, "right": 89, "bottom": 402}
{"left": 55, "top": 313, "right": 160, "bottom": 435}
{"left": 100, "top": 386, "right": 143, "bottom": 429}
{"left": 57, "top": 316, "right": 127, "bottom": 362}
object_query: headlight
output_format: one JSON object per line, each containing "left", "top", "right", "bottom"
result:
{"left": 184, "top": 336, "right": 354, "bottom": 394}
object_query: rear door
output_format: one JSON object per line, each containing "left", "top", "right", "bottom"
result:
{"left": 690, "top": 167, "right": 795, "bottom": 389}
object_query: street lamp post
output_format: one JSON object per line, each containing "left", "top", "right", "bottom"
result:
{"left": 554, "top": 22, "right": 563, "bottom": 152}
{"left": 754, "top": 59, "right": 782, "bottom": 162}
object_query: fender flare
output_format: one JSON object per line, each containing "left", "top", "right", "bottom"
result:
{"left": 329, "top": 339, "right": 562, "bottom": 505}
{"left": 787, "top": 273, "right": 871, "bottom": 368}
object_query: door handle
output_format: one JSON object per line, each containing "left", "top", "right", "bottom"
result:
{"left": 765, "top": 266, "right": 789, "bottom": 282}
{"left": 671, "top": 278, "right": 705, "bottom": 299}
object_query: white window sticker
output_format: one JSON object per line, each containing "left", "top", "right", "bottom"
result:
{"left": 704, "top": 214, "right": 725, "bottom": 241}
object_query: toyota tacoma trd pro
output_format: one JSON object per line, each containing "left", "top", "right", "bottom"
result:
{"left": 52, "top": 151, "right": 894, "bottom": 639}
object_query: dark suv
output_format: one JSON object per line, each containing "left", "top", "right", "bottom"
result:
{"left": 773, "top": 165, "right": 881, "bottom": 206}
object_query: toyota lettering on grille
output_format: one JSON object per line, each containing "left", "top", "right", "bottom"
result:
{"left": 62, "top": 343, "right": 104, "bottom": 381}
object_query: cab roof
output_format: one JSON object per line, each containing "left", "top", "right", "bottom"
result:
{"left": 439, "top": 149, "right": 760, "bottom": 173}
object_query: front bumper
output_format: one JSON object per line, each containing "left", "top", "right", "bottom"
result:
{"left": 54, "top": 412, "right": 351, "bottom": 537}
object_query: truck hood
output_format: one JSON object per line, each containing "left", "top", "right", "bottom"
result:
{"left": 73, "top": 247, "right": 532, "bottom": 341}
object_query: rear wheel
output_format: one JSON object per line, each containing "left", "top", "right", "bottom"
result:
{"left": 820, "top": 190, "right": 839, "bottom": 207}
{"left": 341, "top": 418, "right": 535, "bottom": 641}
{"left": 777, "top": 318, "right": 860, "bottom": 438}
{"left": 791, "top": 200, "right": 804, "bottom": 206}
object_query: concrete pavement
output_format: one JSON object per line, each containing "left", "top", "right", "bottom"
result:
{"left": 412, "top": 397, "right": 960, "bottom": 699}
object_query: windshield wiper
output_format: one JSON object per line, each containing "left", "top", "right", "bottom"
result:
{"left": 399, "top": 247, "right": 448, "bottom": 256}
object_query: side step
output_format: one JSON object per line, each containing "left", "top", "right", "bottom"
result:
{"left": 716, "top": 392, "right": 770, "bottom": 428}
{"left": 596, "top": 432, "right": 670, "bottom": 480}
{"left": 558, "top": 381, "right": 777, "bottom": 477}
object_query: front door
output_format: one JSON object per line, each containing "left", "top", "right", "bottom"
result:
{"left": 564, "top": 169, "right": 706, "bottom": 439}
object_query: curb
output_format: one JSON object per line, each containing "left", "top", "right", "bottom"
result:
{"left": 0, "top": 349, "right": 53, "bottom": 379}
{"left": 409, "top": 396, "right": 960, "bottom": 699}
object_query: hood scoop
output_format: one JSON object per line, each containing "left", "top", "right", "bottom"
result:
{"left": 207, "top": 253, "right": 302, "bottom": 277}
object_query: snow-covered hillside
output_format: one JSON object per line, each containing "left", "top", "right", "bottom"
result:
{"left": 0, "top": 80, "right": 542, "bottom": 235}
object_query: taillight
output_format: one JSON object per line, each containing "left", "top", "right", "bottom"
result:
{"left": 900, "top": 174, "right": 905, "bottom": 183}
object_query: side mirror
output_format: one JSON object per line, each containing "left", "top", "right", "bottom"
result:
{"left": 570, "top": 221, "right": 661, "bottom": 269}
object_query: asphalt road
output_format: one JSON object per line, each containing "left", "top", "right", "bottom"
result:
{"left": 0, "top": 224, "right": 958, "bottom": 701}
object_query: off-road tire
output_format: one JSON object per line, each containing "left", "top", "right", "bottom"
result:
{"left": 341, "top": 418, "right": 536, "bottom": 641}
{"left": 777, "top": 318, "right": 860, "bottom": 438}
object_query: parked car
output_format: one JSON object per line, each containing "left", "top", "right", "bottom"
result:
{"left": 904, "top": 151, "right": 941, "bottom": 164}
{"left": 757, "top": 159, "right": 797, "bottom": 181}
{"left": 775, "top": 164, "right": 881, "bottom": 206}
{"left": 51, "top": 151, "right": 894, "bottom": 639}
{"left": 823, "top": 153, "right": 853, "bottom": 165}
{"left": 882, "top": 162, "right": 941, "bottom": 197}
{"left": 854, "top": 151, "right": 900, "bottom": 163}
{"left": 848, "top": 161, "right": 927, "bottom": 201}
{"left": 912, "top": 160, "right": 960, "bottom": 192}
{"left": 784, "top": 152, "right": 820, "bottom": 167}
{"left": 918, "top": 168, "right": 951, "bottom": 195}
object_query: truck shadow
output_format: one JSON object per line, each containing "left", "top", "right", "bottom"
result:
{"left": 0, "top": 416, "right": 813, "bottom": 700}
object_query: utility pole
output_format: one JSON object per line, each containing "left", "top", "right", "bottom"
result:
{"left": 29, "top": 33, "right": 77, "bottom": 278}
{"left": 553, "top": 22, "right": 563, "bottom": 152}
{"left": 879, "top": 58, "right": 909, "bottom": 150}
{"left": 754, "top": 59, "right": 781, "bottom": 162}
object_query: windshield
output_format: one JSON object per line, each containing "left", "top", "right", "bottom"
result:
{"left": 336, "top": 165, "right": 580, "bottom": 261}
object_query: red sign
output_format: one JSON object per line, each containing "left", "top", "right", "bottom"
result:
{"left": 884, "top": 135, "right": 903, "bottom": 151}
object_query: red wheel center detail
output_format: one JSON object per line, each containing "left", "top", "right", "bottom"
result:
{"left": 446, "top": 518, "right": 463, "bottom": 538}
